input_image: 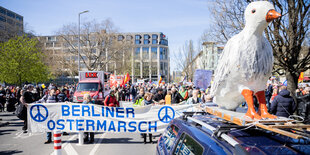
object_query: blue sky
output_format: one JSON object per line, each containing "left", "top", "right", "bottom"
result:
{"left": 0, "top": 0, "right": 211, "bottom": 71}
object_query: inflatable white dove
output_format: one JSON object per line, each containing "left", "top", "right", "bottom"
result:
{"left": 210, "top": 1, "right": 281, "bottom": 120}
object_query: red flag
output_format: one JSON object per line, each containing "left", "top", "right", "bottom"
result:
{"left": 124, "top": 73, "right": 130, "bottom": 84}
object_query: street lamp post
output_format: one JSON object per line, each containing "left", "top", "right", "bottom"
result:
{"left": 78, "top": 10, "right": 89, "bottom": 72}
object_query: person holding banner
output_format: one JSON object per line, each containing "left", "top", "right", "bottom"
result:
{"left": 171, "top": 87, "right": 184, "bottom": 104}
{"left": 104, "top": 90, "right": 119, "bottom": 107}
{"left": 83, "top": 94, "right": 95, "bottom": 143}
{"left": 186, "top": 90, "right": 202, "bottom": 105}
{"left": 20, "top": 84, "right": 35, "bottom": 133}
{"left": 134, "top": 88, "right": 145, "bottom": 106}
{"left": 36, "top": 88, "right": 59, "bottom": 144}
{"left": 153, "top": 88, "right": 165, "bottom": 103}
{"left": 139, "top": 92, "right": 154, "bottom": 143}
{"left": 180, "top": 86, "right": 188, "bottom": 100}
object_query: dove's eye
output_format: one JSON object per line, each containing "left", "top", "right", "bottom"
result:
{"left": 252, "top": 9, "right": 256, "bottom": 13}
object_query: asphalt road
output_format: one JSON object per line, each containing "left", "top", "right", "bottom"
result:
{"left": 0, "top": 112, "right": 159, "bottom": 155}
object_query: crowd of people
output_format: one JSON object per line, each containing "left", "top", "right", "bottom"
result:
{"left": 0, "top": 78, "right": 310, "bottom": 144}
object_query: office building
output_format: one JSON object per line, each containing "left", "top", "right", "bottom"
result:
{"left": 0, "top": 6, "right": 23, "bottom": 41}
{"left": 39, "top": 32, "right": 170, "bottom": 83}
{"left": 192, "top": 42, "right": 223, "bottom": 73}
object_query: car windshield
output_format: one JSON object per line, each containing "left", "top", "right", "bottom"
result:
{"left": 77, "top": 83, "right": 98, "bottom": 91}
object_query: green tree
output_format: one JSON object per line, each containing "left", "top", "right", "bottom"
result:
{"left": 0, "top": 36, "right": 50, "bottom": 86}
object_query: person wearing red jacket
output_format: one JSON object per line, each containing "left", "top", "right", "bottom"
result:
{"left": 104, "top": 90, "right": 119, "bottom": 107}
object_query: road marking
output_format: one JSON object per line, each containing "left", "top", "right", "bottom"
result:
{"left": 13, "top": 131, "right": 43, "bottom": 139}
{"left": 89, "top": 133, "right": 107, "bottom": 155}
{"left": 64, "top": 143, "right": 79, "bottom": 155}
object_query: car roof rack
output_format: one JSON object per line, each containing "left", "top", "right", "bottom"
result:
{"left": 182, "top": 111, "right": 207, "bottom": 120}
{"left": 187, "top": 116, "right": 249, "bottom": 155}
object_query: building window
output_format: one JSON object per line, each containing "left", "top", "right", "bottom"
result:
{"left": 160, "top": 48, "right": 167, "bottom": 60}
{"left": 0, "top": 15, "right": 5, "bottom": 22}
{"left": 118, "top": 35, "right": 124, "bottom": 41}
{"left": 152, "top": 34, "right": 158, "bottom": 39}
{"left": 135, "top": 35, "right": 141, "bottom": 40}
{"left": 135, "top": 48, "right": 140, "bottom": 59}
{"left": 142, "top": 47, "right": 149, "bottom": 59}
{"left": 16, "top": 15, "right": 23, "bottom": 21}
{"left": 0, "top": 8, "right": 5, "bottom": 14}
{"left": 46, "top": 42, "right": 53, "bottom": 47}
{"left": 143, "top": 62, "right": 149, "bottom": 76}
{"left": 134, "top": 62, "right": 140, "bottom": 76}
{"left": 160, "top": 39, "right": 168, "bottom": 46}
{"left": 135, "top": 40, "right": 141, "bottom": 45}
{"left": 143, "top": 40, "right": 149, "bottom": 44}
{"left": 6, "top": 10, "right": 15, "bottom": 18}
{"left": 160, "top": 62, "right": 164, "bottom": 71}
{"left": 47, "top": 36, "right": 56, "bottom": 42}
{"left": 151, "top": 47, "right": 157, "bottom": 60}
{"left": 151, "top": 62, "right": 157, "bottom": 75}
{"left": 152, "top": 39, "right": 157, "bottom": 44}
{"left": 7, "top": 18, "right": 14, "bottom": 25}
{"left": 144, "top": 34, "right": 150, "bottom": 39}
{"left": 16, "top": 22, "right": 22, "bottom": 28}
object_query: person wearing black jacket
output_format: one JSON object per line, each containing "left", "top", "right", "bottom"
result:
{"left": 171, "top": 87, "right": 184, "bottom": 104}
{"left": 21, "top": 84, "right": 35, "bottom": 133}
{"left": 271, "top": 86, "right": 296, "bottom": 118}
{"left": 297, "top": 88, "right": 310, "bottom": 124}
{"left": 58, "top": 89, "right": 69, "bottom": 102}
{"left": 153, "top": 88, "right": 164, "bottom": 102}
{"left": 265, "top": 83, "right": 273, "bottom": 110}
{"left": 130, "top": 85, "right": 137, "bottom": 102}
{"left": 0, "top": 86, "right": 6, "bottom": 112}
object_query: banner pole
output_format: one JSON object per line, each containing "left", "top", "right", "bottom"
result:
{"left": 78, "top": 131, "right": 84, "bottom": 145}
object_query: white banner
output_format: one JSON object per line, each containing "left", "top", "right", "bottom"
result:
{"left": 27, "top": 103, "right": 194, "bottom": 133}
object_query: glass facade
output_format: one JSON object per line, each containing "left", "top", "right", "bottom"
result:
{"left": 135, "top": 40, "right": 141, "bottom": 45}
{"left": 135, "top": 47, "right": 140, "bottom": 59}
{"left": 160, "top": 39, "right": 168, "bottom": 45}
{"left": 144, "top": 34, "right": 150, "bottom": 45}
{"left": 6, "top": 10, "right": 15, "bottom": 18}
{"left": 143, "top": 62, "right": 149, "bottom": 76}
{"left": 142, "top": 47, "right": 149, "bottom": 59}
{"left": 152, "top": 39, "right": 157, "bottom": 44}
{"left": 135, "top": 35, "right": 141, "bottom": 45}
{"left": 151, "top": 47, "right": 157, "bottom": 60}
{"left": 144, "top": 34, "right": 150, "bottom": 39}
{"left": 151, "top": 62, "right": 157, "bottom": 75}
{"left": 0, "top": 8, "right": 5, "bottom": 14}
{"left": 143, "top": 40, "right": 149, "bottom": 44}
{"left": 135, "top": 35, "right": 141, "bottom": 40}
{"left": 134, "top": 62, "right": 140, "bottom": 76}
{"left": 160, "top": 47, "right": 167, "bottom": 60}
{"left": 0, "top": 15, "right": 5, "bottom": 22}
{"left": 16, "top": 15, "right": 22, "bottom": 21}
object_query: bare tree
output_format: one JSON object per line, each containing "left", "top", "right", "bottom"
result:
{"left": 55, "top": 19, "right": 133, "bottom": 74}
{"left": 203, "top": 0, "right": 310, "bottom": 101}
{"left": 174, "top": 40, "right": 196, "bottom": 81}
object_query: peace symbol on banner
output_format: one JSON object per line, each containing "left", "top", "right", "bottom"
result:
{"left": 158, "top": 106, "right": 175, "bottom": 123}
{"left": 30, "top": 104, "right": 49, "bottom": 122}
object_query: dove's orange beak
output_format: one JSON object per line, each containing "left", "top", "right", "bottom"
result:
{"left": 266, "top": 9, "right": 281, "bottom": 22}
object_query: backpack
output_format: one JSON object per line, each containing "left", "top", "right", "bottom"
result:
{"left": 16, "top": 103, "right": 26, "bottom": 120}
